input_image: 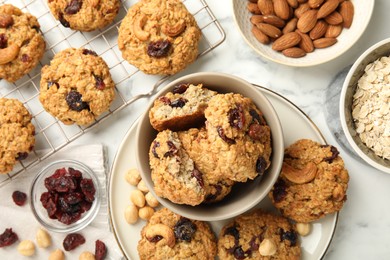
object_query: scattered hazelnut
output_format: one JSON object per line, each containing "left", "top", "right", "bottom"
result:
{"left": 130, "top": 189, "right": 145, "bottom": 208}
{"left": 145, "top": 192, "right": 159, "bottom": 207}
{"left": 137, "top": 180, "right": 149, "bottom": 193}
{"left": 296, "top": 222, "right": 311, "bottom": 236}
{"left": 125, "top": 168, "right": 141, "bottom": 186}
{"left": 49, "top": 249, "right": 65, "bottom": 260}
{"left": 17, "top": 240, "right": 35, "bottom": 256}
{"left": 259, "top": 238, "right": 277, "bottom": 256}
{"left": 139, "top": 206, "right": 155, "bottom": 220}
{"left": 36, "top": 227, "right": 51, "bottom": 248}
{"left": 125, "top": 204, "right": 139, "bottom": 224}
{"left": 79, "top": 251, "right": 95, "bottom": 260}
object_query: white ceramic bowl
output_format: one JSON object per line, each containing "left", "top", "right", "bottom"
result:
{"left": 340, "top": 38, "right": 390, "bottom": 174}
{"left": 232, "top": 0, "right": 374, "bottom": 67}
{"left": 135, "top": 72, "right": 284, "bottom": 221}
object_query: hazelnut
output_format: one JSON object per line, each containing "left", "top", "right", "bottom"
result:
{"left": 17, "top": 240, "right": 35, "bottom": 256}
{"left": 124, "top": 203, "right": 139, "bottom": 224}
{"left": 296, "top": 222, "right": 311, "bottom": 236}
{"left": 49, "top": 249, "right": 65, "bottom": 260}
{"left": 259, "top": 238, "right": 277, "bottom": 256}
{"left": 36, "top": 227, "right": 51, "bottom": 248}
{"left": 130, "top": 189, "right": 145, "bottom": 207}
{"left": 145, "top": 192, "right": 159, "bottom": 208}
{"left": 79, "top": 251, "right": 95, "bottom": 260}
{"left": 125, "top": 168, "right": 141, "bottom": 186}
{"left": 137, "top": 180, "right": 149, "bottom": 193}
{"left": 139, "top": 206, "right": 155, "bottom": 220}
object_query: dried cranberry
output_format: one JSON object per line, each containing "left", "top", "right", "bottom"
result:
{"left": 16, "top": 152, "right": 28, "bottom": 160}
{"left": 64, "top": 0, "right": 82, "bottom": 15}
{"left": 280, "top": 229, "right": 298, "bottom": 246}
{"left": 0, "top": 228, "right": 18, "bottom": 248}
{"left": 82, "top": 49, "right": 97, "bottom": 56}
{"left": 94, "top": 74, "right": 105, "bottom": 90}
{"left": 217, "top": 126, "right": 235, "bottom": 144}
{"left": 174, "top": 218, "right": 197, "bottom": 242}
{"left": 59, "top": 211, "right": 82, "bottom": 224}
{"left": 66, "top": 90, "right": 89, "bottom": 111}
{"left": 58, "top": 12, "right": 70, "bottom": 28}
{"left": 12, "top": 191, "right": 27, "bottom": 206}
{"left": 68, "top": 167, "right": 82, "bottom": 179}
{"left": 55, "top": 176, "right": 77, "bottom": 192}
{"left": 248, "top": 123, "right": 267, "bottom": 141}
{"left": 80, "top": 178, "right": 96, "bottom": 202}
{"left": 256, "top": 157, "right": 267, "bottom": 175}
{"left": 170, "top": 98, "right": 187, "bottom": 108}
{"left": 63, "top": 233, "right": 85, "bottom": 251}
{"left": 323, "top": 145, "right": 339, "bottom": 163}
{"left": 163, "top": 141, "right": 177, "bottom": 157}
{"left": 158, "top": 96, "right": 171, "bottom": 105}
{"left": 228, "top": 104, "right": 245, "bottom": 129}
{"left": 250, "top": 109, "right": 266, "bottom": 125}
{"left": 152, "top": 141, "right": 160, "bottom": 158}
{"left": 46, "top": 199, "right": 58, "bottom": 218}
{"left": 63, "top": 192, "right": 83, "bottom": 204}
{"left": 191, "top": 168, "right": 204, "bottom": 188}
{"left": 205, "top": 184, "right": 222, "bottom": 202}
{"left": 147, "top": 40, "right": 171, "bottom": 58}
{"left": 147, "top": 235, "right": 163, "bottom": 243}
{"left": 249, "top": 236, "right": 259, "bottom": 251}
{"left": 95, "top": 240, "right": 107, "bottom": 260}
{"left": 172, "top": 84, "right": 189, "bottom": 94}
{"left": 80, "top": 200, "right": 93, "bottom": 213}
{"left": 0, "top": 33, "right": 7, "bottom": 49}
{"left": 233, "top": 246, "right": 246, "bottom": 259}
{"left": 58, "top": 196, "right": 80, "bottom": 213}
{"left": 52, "top": 168, "right": 67, "bottom": 178}
{"left": 21, "top": 54, "right": 30, "bottom": 62}
{"left": 272, "top": 179, "right": 287, "bottom": 203}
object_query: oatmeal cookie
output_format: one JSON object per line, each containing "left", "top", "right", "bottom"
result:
{"left": 138, "top": 208, "right": 217, "bottom": 260}
{"left": 149, "top": 129, "right": 206, "bottom": 206}
{"left": 269, "top": 139, "right": 349, "bottom": 223}
{"left": 149, "top": 83, "right": 217, "bottom": 131}
{"left": 218, "top": 210, "right": 301, "bottom": 260}
{"left": 0, "top": 4, "right": 45, "bottom": 82}
{"left": 0, "top": 98, "right": 35, "bottom": 174}
{"left": 48, "top": 0, "right": 119, "bottom": 31}
{"left": 118, "top": 0, "right": 201, "bottom": 75}
{"left": 39, "top": 48, "right": 115, "bottom": 125}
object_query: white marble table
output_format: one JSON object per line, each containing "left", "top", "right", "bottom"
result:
{"left": 5, "top": 0, "right": 389, "bottom": 259}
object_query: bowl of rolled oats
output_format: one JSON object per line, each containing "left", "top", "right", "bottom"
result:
{"left": 340, "top": 38, "right": 390, "bottom": 174}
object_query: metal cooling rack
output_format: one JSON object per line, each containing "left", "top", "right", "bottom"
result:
{"left": 0, "top": 0, "right": 225, "bottom": 187}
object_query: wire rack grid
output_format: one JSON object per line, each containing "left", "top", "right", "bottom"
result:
{"left": 0, "top": 0, "right": 225, "bottom": 187}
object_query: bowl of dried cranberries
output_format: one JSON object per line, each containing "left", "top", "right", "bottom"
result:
{"left": 30, "top": 160, "right": 101, "bottom": 233}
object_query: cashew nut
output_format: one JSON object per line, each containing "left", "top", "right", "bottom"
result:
{"left": 282, "top": 162, "right": 317, "bottom": 184}
{"left": 0, "top": 13, "right": 13, "bottom": 28}
{"left": 162, "top": 19, "right": 186, "bottom": 37}
{"left": 133, "top": 14, "right": 150, "bottom": 41}
{"left": 145, "top": 224, "right": 176, "bottom": 248}
{"left": 125, "top": 168, "right": 141, "bottom": 186}
{"left": 296, "top": 222, "right": 311, "bottom": 236}
{"left": 259, "top": 238, "right": 277, "bottom": 256}
{"left": 0, "top": 44, "right": 20, "bottom": 65}
{"left": 49, "top": 249, "right": 65, "bottom": 260}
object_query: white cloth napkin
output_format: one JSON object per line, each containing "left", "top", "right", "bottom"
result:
{"left": 0, "top": 144, "right": 123, "bottom": 259}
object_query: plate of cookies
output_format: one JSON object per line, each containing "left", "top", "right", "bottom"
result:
{"left": 109, "top": 77, "right": 350, "bottom": 259}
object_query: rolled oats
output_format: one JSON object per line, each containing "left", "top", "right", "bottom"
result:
{"left": 352, "top": 56, "right": 390, "bottom": 160}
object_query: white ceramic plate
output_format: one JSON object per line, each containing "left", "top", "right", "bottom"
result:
{"left": 108, "top": 86, "right": 338, "bottom": 259}
{"left": 232, "top": 0, "right": 374, "bottom": 67}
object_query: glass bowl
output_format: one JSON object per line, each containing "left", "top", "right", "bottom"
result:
{"left": 30, "top": 160, "right": 101, "bottom": 233}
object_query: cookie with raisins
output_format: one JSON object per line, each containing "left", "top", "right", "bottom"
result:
{"left": 269, "top": 139, "right": 349, "bottom": 223}
{"left": 118, "top": 0, "right": 201, "bottom": 75}
{"left": 39, "top": 48, "right": 115, "bottom": 125}
{"left": 0, "top": 4, "right": 45, "bottom": 82}
{"left": 218, "top": 210, "right": 301, "bottom": 260}
{"left": 137, "top": 208, "right": 217, "bottom": 260}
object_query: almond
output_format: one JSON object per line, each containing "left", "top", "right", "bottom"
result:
{"left": 297, "top": 10, "right": 318, "bottom": 33}
{"left": 324, "top": 11, "right": 343, "bottom": 25}
{"left": 283, "top": 17, "right": 298, "bottom": 34}
{"left": 287, "top": 0, "right": 299, "bottom": 8}
{"left": 325, "top": 24, "right": 343, "bottom": 38}
{"left": 294, "top": 3, "right": 310, "bottom": 18}
{"left": 297, "top": 0, "right": 308, "bottom": 3}
{"left": 272, "top": 32, "right": 302, "bottom": 51}
{"left": 263, "top": 15, "right": 286, "bottom": 28}
{"left": 282, "top": 47, "right": 306, "bottom": 58}
{"left": 296, "top": 30, "right": 314, "bottom": 53}
{"left": 257, "top": 0, "right": 274, "bottom": 15}
{"left": 250, "top": 15, "right": 265, "bottom": 24}
{"left": 339, "top": 0, "right": 354, "bottom": 28}
{"left": 308, "top": 0, "right": 324, "bottom": 8}
{"left": 248, "top": 2, "right": 261, "bottom": 14}
{"left": 256, "top": 23, "right": 282, "bottom": 38}
{"left": 248, "top": 0, "right": 258, "bottom": 2}
{"left": 273, "top": 0, "right": 290, "bottom": 20}
{"left": 252, "top": 25, "right": 270, "bottom": 44}
{"left": 313, "top": 37, "right": 337, "bottom": 48}
{"left": 317, "top": 0, "right": 339, "bottom": 19}
{"left": 309, "top": 20, "right": 328, "bottom": 40}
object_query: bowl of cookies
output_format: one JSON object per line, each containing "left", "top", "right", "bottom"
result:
{"left": 232, "top": 0, "right": 374, "bottom": 66}
{"left": 340, "top": 38, "right": 390, "bottom": 174}
{"left": 135, "top": 72, "right": 284, "bottom": 221}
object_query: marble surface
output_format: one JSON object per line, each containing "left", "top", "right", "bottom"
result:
{"left": 3, "top": 0, "right": 389, "bottom": 259}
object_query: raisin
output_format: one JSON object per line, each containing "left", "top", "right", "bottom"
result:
{"left": 280, "top": 229, "right": 298, "bottom": 246}
{"left": 58, "top": 12, "right": 70, "bottom": 28}
{"left": 64, "top": 0, "right": 82, "bottom": 15}
{"left": 147, "top": 235, "right": 163, "bottom": 243}
{"left": 0, "top": 33, "right": 7, "bottom": 49}
{"left": 152, "top": 141, "right": 160, "bottom": 158}
{"left": 63, "top": 233, "right": 85, "bottom": 251}
{"left": 21, "top": 54, "right": 30, "bottom": 62}
{"left": 170, "top": 98, "right": 187, "bottom": 108}
{"left": 191, "top": 168, "right": 204, "bottom": 188}
{"left": 163, "top": 141, "right": 178, "bottom": 157}
{"left": 217, "top": 126, "right": 235, "bottom": 144}
{"left": 256, "top": 157, "right": 267, "bottom": 175}
{"left": 12, "top": 191, "right": 27, "bottom": 206}
{"left": 147, "top": 40, "right": 171, "bottom": 57}
{"left": 273, "top": 179, "right": 287, "bottom": 202}
{"left": 16, "top": 152, "right": 28, "bottom": 160}
{"left": 224, "top": 225, "right": 240, "bottom": 240}
{"left": 228, "top": 104, "right": 245, "bottom": 129}
{"left": 80, "top": 178, "right": 96, "bottom": 202}
{"left": 94, "top": 74, "right": 105, "bottom": 90}
{"left": 82, "top": 49, "right": 97, "bottom": 56}
{"left": 66, "top": 90, "right": 89, "bottom": 111}
{"left": 0, "top": 228, "right": 18, "bottom": 248}
{"left": 172, "top": 84, "right": 189, "bottom": 94}
{"left": 95, "top": 240, "right": 107, "bottom": 260}
{"left": 174, "top": 218, "right": 197, "bottom": 242}
{"left": 323, "top": 145, "right": 339, "bottom": 163}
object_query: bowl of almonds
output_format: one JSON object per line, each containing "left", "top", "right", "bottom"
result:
{"left": 340, "top": 38, "right": 390, "bottom": 174}
{"left": 232, "top": 0, "right": 374, "bottom": 66}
